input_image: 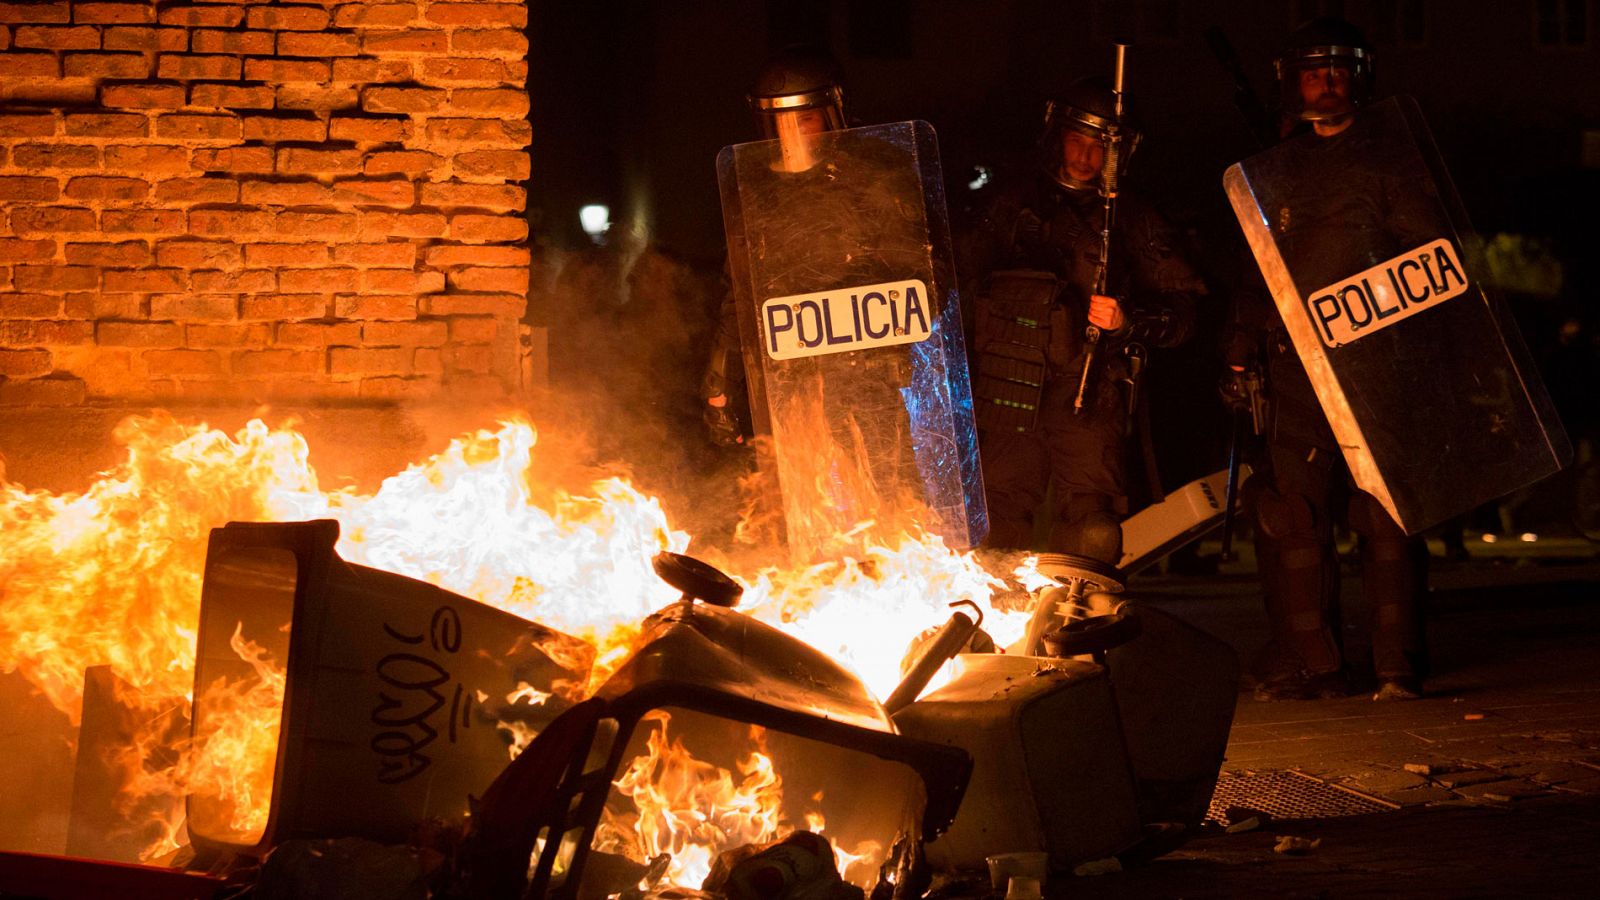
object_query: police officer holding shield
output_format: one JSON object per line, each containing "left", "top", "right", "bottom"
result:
{"left": 1222, "top": 18, "right": 1432, "bottom": 701}
{"left": 960, "top": 75, "right": 1205, "bottom": 565}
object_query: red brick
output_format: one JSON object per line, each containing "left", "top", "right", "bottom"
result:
{"left": 101, "top": 82, "right": 185, "bottom": 109}
{"left": 158, "top": 5, "right": 242, "bottom": 27}
{"left": 420, "top": 292, "right": 521, "bottom": 316}
{"left": 97, "top": 321, "right": 182, "bottom": 346}
{"left": 0, "top": 51, "right": 56, "bottom": 76}
{"left": 145, "top": 348, "right": 223, "bottom": 376}
{"left": 423, "top": 244, "right": 527, "bottom": 267}
{"left": 103, "top": 268, "right": 184, "bottom": 292}
{"left": 448, "top": 87, "right": 528, "bottom": 116}
{"left": 274, "top": 210, "right": 357, "bottom": 237}
{"left": 232, "top": 347, "right": 322, "bottom": 375}
{"left": 329, "top": 345, "right": 407, "bottom": 375}
{"left": 192, "top": 146, "right": 274, "bottom": 173}
{"left": 275, "top": 321, "right": 359, "bottom": 346}
{"left": 10, "top": 206, "right": 95, "bottom": 233}
{"left": 189, "top": 83, "right": 275, "bottom": 110}
{"left": 277, "top": 30, "right": 358, "bottom": 56}
{"left": 150, "top": 293, "right": 238, "bottom": 320}
{"left": 189, "top": 269, "right": 275, "bottom": 293}
{"left": 362, "top": 269, "right": 442, "bottom": 294}
{"left": 447, "top": 316, "right": 498, "bottom": 342}
{"left": 0, "top": 319, "right": 93, "bottom": 345}
{"left": 244, "top": 242, "right": 328, "bottom": 267}
{"left": 451, "top": 266, "right": 527, "bottom": 292}
{"left": 418, "top": 58, "right": 505, "bottom": 84}
{"left": 426, "top": 3, "right": 524, "bottom": 27}
{"left": 243, "top": 58, "right": 327, "bottom": 82}
{"left": 450, "top": 29, "right": 526, "bottom": 57}
{"left": 362, "top": 85, "right": 444, "bottom": 113}
{"left": 103, "top": 144, "right": 190, "bottom": 173}
{"left": 241, "top": 115, "right": 326, "bottom": 142}
{"left": 334, "top": 293, "right": 414, "bottom": 319}
{"left": 240, "top": 180, "right": 329, "bottom": 206}
{"left": 0, "top": 374, "right": 88, "bottom": 406}
{"left": 74, "top": 3, "right": 154, "bottom": 24}
{"left": 0, "top": 239, "right": 56, "bottom": 262}
{"left": 451, "top": 150, "right": 531, "bottom": 181}
{"left": 330, "top": 57, "right": 411, "bottom": 83}
{"left": 186, "top": 322, "right": 268, "bottom": 348}
{"left": 157, "top": 53, "right": 239, "bottom": 80}
{"left": 358, "top": 210, "right": 445, "bottom": 238}
{"left": 276, "top": 147, "right": 361, "bottom": 175}
{"left": 421, "top": 182, "right": 524, "bottom": 211}
{"left": 189, "top": 28, "right": 272, "bottom": 54}
{"left": 0, "top": 348, "right": 52, "bottom": 377}
{"left": 441, "top": 344, "right": 492, "bottom": 373}
{"left": 64, "top": 112, "right": 148, "bottom": 138}
{"left": 245, "top": 5, "right": 328, "bottom": 30}
{"left": 275, "top": 85, "right": 358, "bottom": 112}
{"left": 11, "top": 144, "right": 96, "bottom": 169}
{"left": 13, "top": 24, "right": 98, "bottom": 49}
{"left": 64, "top": 52, "right": 150, "bottom": 78}
{"left": 329, "top": 179, "right": 414, "bottom": 207}
{"left": 240, "top": 294, "right": 325, "bottom": 320}
{"left": 81, "top": 198, "right": 174, "bottom": 233}
{"left": 64, "top": 176, "right": 148, "bottom": 201}
{"left": 154, "top": 177, "right": 238, "bottom": 203}
{"left": 13, "top": 265, "right": 96, "bottom": 291}
{"left": 0, "top": 176, "right": 59, "bottom": 201}
{"left": 188, "top": 209, "right": 272, "bottom": 236}
{"left": 332, "top": 3, "right": 416, "bottom": 28}
{"left": 0, "top": 293, "right": 61, "bottom": 317}
{"left": 64, "top": 241, "right": 147, "bottom": 267}
{"left": 412, "top": 346, "right": 442, "bottom": 375}
{"left": 0, "top": 2, "right": 68, "bottom": 23}
{"left": 155, "top": 113, "right": 241, "bottom": 141}
{"left": 333, "top": 242, "right": 415, "bottom": 267}
{"left": 63, "top": 295, "right": 140, "bottom": 322}
{"left": 449, "top": 214, "right": 526, "bottom": 243}
{"left": 0, "top": 111, "right": 57, "bottom": 136}
{"left": 155, "top": 239, "right": 240, "bottom": 269}
{"left": 424, "top": 118, "right": 530, "bottom": 147}
{"left": 359, "top": 376, "right": 441, "bottom": 399}
{"left": 103, "top": 26, "right": 188, "bottom": 52}
{"left": 280, "top": 267, "right": 358, "bottom": 293}
{"left": 364, "top": 318, "right": 446, "bottom": 344}
{"left": 363, "top": 149, "right": 440, "bottom": 176}
{"left": 362, "top": 29, "right": 444, "bottom": 54}
{"left": 329, "top": 116, "right": 409, "bottom": 143}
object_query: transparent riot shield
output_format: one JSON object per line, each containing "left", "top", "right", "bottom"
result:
{"left": 1225, "top": 96, "right": 1570, "bottom": 533}
{"left": 717, "top": 121, "right": 987, "bottom": 561}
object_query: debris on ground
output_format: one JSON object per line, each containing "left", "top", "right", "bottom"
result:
{"left": 1072, "top": 857, "right": 1123, "bottom": 877}
{"left": 1272, "top": 835, "right": 1322, "bottom": 855}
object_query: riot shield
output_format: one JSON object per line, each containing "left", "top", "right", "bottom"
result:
{"left": 717, "top": 121, "right": 987, "bottom": 561}
{"left": 1225, "top": 96, "right": 1569, "bottom": 533}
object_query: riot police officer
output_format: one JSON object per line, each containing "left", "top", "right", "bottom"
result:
{"left": 702, "top": 47, "right": 848, "bottom": 448}
{"left": 960, "top": 76, "right": 1204, "bottom": 564}
{"left": 1223, "top": 17, "right": 1430, "bottom": 701}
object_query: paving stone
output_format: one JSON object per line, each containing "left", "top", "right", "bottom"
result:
{"left": 1384, "top": 786, "right": 1460, "bottom": 806}
{"left": 1454, "top": 779, "right": 1548, "bottom": 800}
{"left": 1435, "top": 769, "right": 1509, "bottom": 789}
{"left": 1345, "top": 769, "right": 1429, "bottom": 794}
{"left": 1550, "top": 776, "right": 1600, "bottom": 794}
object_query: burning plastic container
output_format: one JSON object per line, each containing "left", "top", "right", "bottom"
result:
{"left": 186, "top": 520, "right": 591, "bottom": 859}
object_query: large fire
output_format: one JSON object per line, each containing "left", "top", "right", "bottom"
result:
{"left": 0, "top": 413, "right": 1032, "bottom": 882}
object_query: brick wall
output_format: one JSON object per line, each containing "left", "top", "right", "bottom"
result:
{"left": 0, "top": 0, "right": 531, "bottom": 406}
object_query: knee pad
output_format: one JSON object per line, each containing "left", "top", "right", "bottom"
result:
{"left": 1253, "top": 483, "right": 1316, "bottom": 541}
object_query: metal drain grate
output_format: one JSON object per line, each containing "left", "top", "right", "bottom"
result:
{"left": 1207, "top": 770, "right": 1398, "bottom": 823}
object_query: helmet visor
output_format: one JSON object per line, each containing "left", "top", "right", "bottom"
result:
{"left": 1277, "top": 48, "right": 1371, "bottom": 122}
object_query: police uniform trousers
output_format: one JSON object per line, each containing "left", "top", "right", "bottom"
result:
{"left": 1252, "top": 427, "right": 1428, "bottom": 682}
{"left": 981, "top": 377, "right": 1125, "bottom": 563}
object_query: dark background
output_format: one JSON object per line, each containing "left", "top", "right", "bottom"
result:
{"left": 524, "top": 0, "right": 1600, "bottom": 528}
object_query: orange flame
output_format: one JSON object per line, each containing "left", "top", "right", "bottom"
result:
{"left": 0, "top": 413, "right": 1033, "bottom": 868}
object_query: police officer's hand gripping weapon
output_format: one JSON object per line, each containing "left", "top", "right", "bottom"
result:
{"left": 1074, "top": 42, "right": 1129, "bottom": 415}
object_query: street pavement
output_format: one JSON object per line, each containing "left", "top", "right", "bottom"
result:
{"left": 1062, "top": 534, "right": 1600, "bottom": 898}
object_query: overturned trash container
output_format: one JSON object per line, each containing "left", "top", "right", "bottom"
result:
{"left": 463, "top": 553, "right": 972, "bottom": 900}
{"left": 185, "top": 520, "right": 592, "bottom": 860}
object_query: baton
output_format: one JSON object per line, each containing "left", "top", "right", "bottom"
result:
{"left": 1219, "top": 408, "right": 1245, "bottom": 562}
{"left": 1076, "top": 42, "right": 1128, "bottom": 416}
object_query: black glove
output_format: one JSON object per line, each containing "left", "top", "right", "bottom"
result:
{"left": 703, "top": 397, "right": 745, "bottom": 447}
{"left": 1218, "top": 367, "right": 1255, "bottom": 415}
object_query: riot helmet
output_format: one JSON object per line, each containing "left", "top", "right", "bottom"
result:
{"left": 748, "top": 46, "right": 847, "bottom": 141}
{"left": 1275, "top": 17, "right": 1373, "bottom": 125}
{"left": 1039, "top": 76, "right": 1140, "bottom": 194}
